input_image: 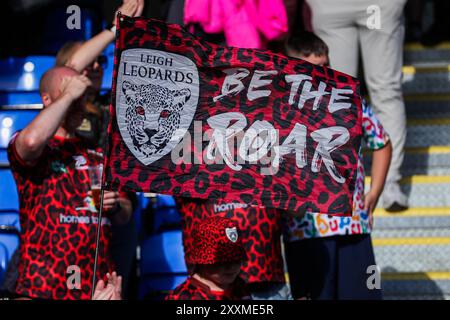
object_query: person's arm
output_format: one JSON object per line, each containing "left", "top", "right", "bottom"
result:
{"left": 364, "top": 141, "right": 392, "bottom": 216}
{"left": 66, "top": 0, "right": 143, "bottom": 73}
{"left": 14, "top": 75, "right": 91, "bottom": 165}
{"left": 88, "top": 190, "right": 134, "bottom": 225}
{"left": 112, "top": 195, "right": 134, "bottom": 225}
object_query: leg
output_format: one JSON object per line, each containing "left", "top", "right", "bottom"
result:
{"left": 337, "top": 234, "right": 382, "bottom": 300}
{"left": 305, "top": 0, "right": 359, "bottom": 76}
{"left": 285, "top": 237, "right": 338, "bottom": 300}
{"left": 358, "top": 0, "right": 408, "bottom": 210}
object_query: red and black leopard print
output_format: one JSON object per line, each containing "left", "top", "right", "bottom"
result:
{"left": 104, "top": 16, "right": 364, "bottom": 217}
{"left": 190, "top": 216, "right": 246, "bottom": 265}
{"left": 7, "top": 134, "right": 114, "bottom": 300}
{"left": 165, "top": 276, "right": 250, "bottom": 300}
{"left": 176, "top": 198, "right": 285, "bottom": 284}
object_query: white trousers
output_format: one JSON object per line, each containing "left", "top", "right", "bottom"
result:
{"left": 306, "top": 0, "right": 408, "bottom": 182}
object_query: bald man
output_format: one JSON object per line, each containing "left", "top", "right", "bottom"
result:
{"left": 7, "top": 66, "right": 133, "bottom": 299}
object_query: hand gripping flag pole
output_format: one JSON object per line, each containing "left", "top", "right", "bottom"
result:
{"left": 91, "top": 188, "right": 106, "bottom": 299}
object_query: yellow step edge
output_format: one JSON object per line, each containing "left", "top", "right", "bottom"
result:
{"left": 373, "top": 237, "right": 450, "bottom": 246}
{"left": 402, "top": 65, "right": 416, "bottom": 75}
{"left": 405, "top": 146, "right": 450, "bottom": 154}
{"left": 402, "top": 65, "right": 450, "bottom": 74}
{"left": 374, "top": 207, "right": 450, "bottom": 217}
{"left": 404, "top": 93, "right": 450, "bottom": 102}
{"left": 408, "top": 118, "right": 450, "bottom": 126}
{"left": 366, "top": 175, "right": 450, "bottom": 185}
{"left": 285, "top": 272, "right": 450, "bottom": 282}
{"left": 404, "top": 42, "right": 450, "bottom": 51}
{"left": 382, "top": 272, "right": 450, "bottom": 281}
{"left": 364, "top": 146, "right": 450, "bottom": 155}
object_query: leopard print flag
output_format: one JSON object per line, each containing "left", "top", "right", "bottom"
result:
{"left": 104, "top": 16, "right": 363, "bottom": 216}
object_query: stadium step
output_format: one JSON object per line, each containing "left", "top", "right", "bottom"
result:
{"left": 405, "top": 118, "right": 450, "bottom": 147}
{"left": 371, "top": 39, "right": 450, "bottom": 303}
{"left": 366, "top": 176, "right": 450, "bottom": 208}
{"left": 373, "top": 229, "right": 450, "bottom": 239}
{"left": 405, "top": 98, "right": 450, "bottom": 119}
{"left": 374, "top": 208, "right": 450, "bottom": 229}
{"left": 402, "top": 63, "right": 450, "bottom": 95}
{"left": 404, "top": 42, "right": 450, "bottom": 65}
{"left": 365, "top": 146, "right": 450, "bottom": 176}
{"left": 381, "top": 272, "right": 450, "bottom": 299}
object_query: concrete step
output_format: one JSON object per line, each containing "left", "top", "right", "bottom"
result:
{"left": 374, "top": 208, "right": 450, "bottom": 229}
{"left": 402, "top": 64, "right": 450, "bottom": 95}
{"left": 372, "top": 228, "right": 450, "bottom": 239}
{"left": 404, "top": 118, "right": 450, "bottom": 147}
{"left": 405, "top": 97, "right": 450, "bottom": 119}
{"left": 365, "top": 146, "right": 450, "bottom": 176}
{"left": 404, "top": 42, "right": 450, "bottom": 64}
{"left": 366, "top": 176, "right": 450, "bottom": 208}
{"left": 381, "top": 272, "right": 450, "bottom": 297}
{"left": 373, "top": 237, "right": 450, "bottom": 272}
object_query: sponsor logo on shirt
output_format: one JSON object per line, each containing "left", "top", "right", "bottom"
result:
{"left": 73, "top": 155, "right": 88, "bottom": 170}
{"left": 213, "top": 202, "right": 248, "bottom": 213}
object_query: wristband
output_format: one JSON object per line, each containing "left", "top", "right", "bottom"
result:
{"left": 106, "top": 23, "right": 117, "bottom": 35}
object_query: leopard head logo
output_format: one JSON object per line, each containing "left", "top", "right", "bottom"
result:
{"left": 116, "top": 48, "right": 199, "bottom": 166}
{"left": 122, "top": 80, "right": 191, "bottom": 157}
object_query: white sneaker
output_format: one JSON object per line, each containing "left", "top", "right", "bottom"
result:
{"left": 382, "top": 181, "right": 408, "bottom": 212}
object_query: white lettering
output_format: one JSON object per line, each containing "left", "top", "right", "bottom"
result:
{"left": 311, "top": 126, "right": 350, "bottom": 183}
{"left": 213, "top": 68, "right": 250, "bottom": 102}
{"left": 328, "top": 88, "right": 353, "bottom": 113}
{"left": 247, "top": 70, "right": 278, "bottom": 101}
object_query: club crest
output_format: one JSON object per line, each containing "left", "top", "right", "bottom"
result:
{"left": 225, "top": 227, "right": 238, "bottom": 243}
{"left": 116, "top": 48, "right": 199, "bottom": 166}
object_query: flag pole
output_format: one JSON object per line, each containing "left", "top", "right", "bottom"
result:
{"left": 90, "top": 10, "right": 120, "bottom": 299}
{"left": 91, "top": 188, "right": 106, "bottom": 299}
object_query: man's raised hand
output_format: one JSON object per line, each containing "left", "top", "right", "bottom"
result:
{"left": 60, "top": 75, "right": 92, "bottom": 101}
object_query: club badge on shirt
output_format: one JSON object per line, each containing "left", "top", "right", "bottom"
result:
{"left": 226, "top": 227, "right": 238, "bottom": 243}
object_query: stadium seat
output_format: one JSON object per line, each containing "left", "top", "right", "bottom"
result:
{"left": 0, "top": 243, "right": 8, "bottom": 285}
{"left": 0, "top": 109, "right": 40, "bottom": 148}
{"left": 0, "top": 211, "right": 20, "bottom": 232}
{"left": 156, "top": 194, "right": 177, "bottom": 208}
{"left": 0, "top": 232, "right": 19, "bottom": 267}
{"left": 0, "top": 56, "right": 55, "bottom": 91}
{"left": 139, "top": 230, "right": 187, "bottom": 299}
{"left": 152, "top": 195, "right": 181, "bottom": 233}
{"left": 0, "top": 211, "right": 20, "bottom": 285}
{"left": 0, "top": 55, "right": 52, "bottom": 105}
{"left": 0, "top": 170, "right": 19, "bottom": 212}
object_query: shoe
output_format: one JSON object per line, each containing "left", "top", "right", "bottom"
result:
{"left": 382, "top": 181, "right": 408, "bottom": 212}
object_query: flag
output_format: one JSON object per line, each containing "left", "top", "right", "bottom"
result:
{"left": 103, "top": 16, "right": 363, "bottom": 216}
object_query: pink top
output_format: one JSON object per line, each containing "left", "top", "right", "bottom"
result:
{"left": 184, "top": 0, "right": 288, "bottom": 49}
